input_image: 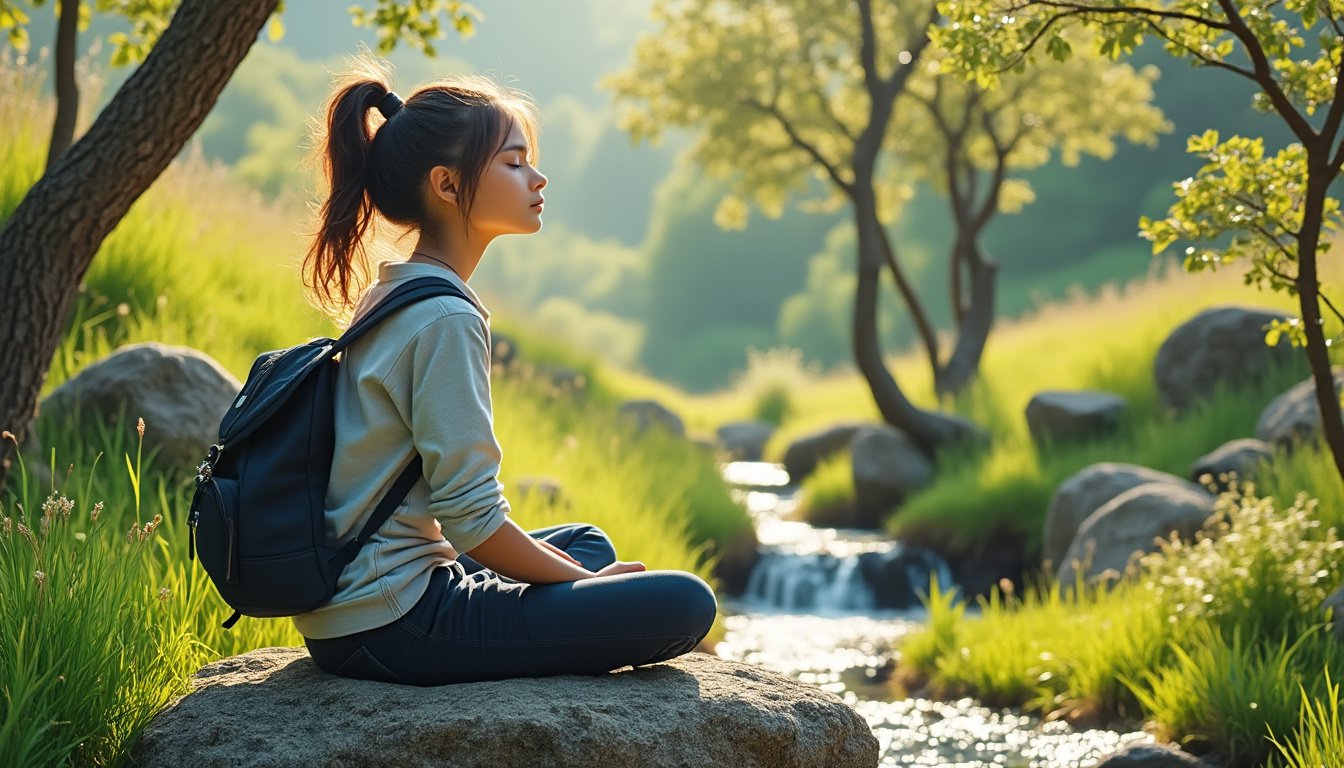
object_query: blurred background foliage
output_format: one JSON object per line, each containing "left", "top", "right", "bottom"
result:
{"left": 16, "top": 0, "right": 1290, "bottom": 391}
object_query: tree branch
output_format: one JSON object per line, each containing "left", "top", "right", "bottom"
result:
{"left": 1007, "top": 0, "right": 1230, "bottom": 29}
{"left": 1137, "top": 17, "right": 1256, "bottom": 81}
{"left": 1213, "top": 0, "right": 1317, "bottom": 144}
{"left": 800, "top": 34, "right": 859, "bottom": 145}
{"left": 746, "top": 97, "right": 853, "bottom": 194}
{"left": 972, "top": 106, "right": 1011, "bottom": 235}
{"left": 857, "top": 0, "right": 881, "bottom": 97}
{"left": 883, "top": 4, "right": 940, "bottom": 98}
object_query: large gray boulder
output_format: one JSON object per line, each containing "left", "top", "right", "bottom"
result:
{"left": 850, "top": 426, "right": 935, "bottom": 528}
{"left": 1154, "top": 306, "right": 1299, "bottom": 412}
{"left": 1025, "top": 390, "right": 1127, "bottom": 445}
{"left": 618, "top": 399, "right": 686, "bottom": 438}
{"left": 132, "top": 647, "right": 879, "bottom": 768}
{"left": 1255, "top": 368, "right": 1344, "bottom": 449}
{"left": 1190, "top": 438, "right": 1273, "bottom": 491}
{"left": 717, "top": 421, "right": 777, "bottom": 462}
{"left": 782, "top": 423, "right": 872, "bottom": 484}
{"left": 1044, "top": 463, "right": 1208, "bottom": 569}
{"left": 40, "top": 343, "right": 240, "bottom": 471}
{"left": 1057, "top": 483, "right": 1216, "bottom": 586}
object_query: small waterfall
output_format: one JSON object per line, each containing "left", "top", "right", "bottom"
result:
{"left": 740, "top": 544, "right": 952, "bottom": 613}
{"left": 722, "top": 460, "right": 957, "bottom": 614}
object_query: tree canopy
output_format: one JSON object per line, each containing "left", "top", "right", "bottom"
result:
{"left": 935, "top": 0, "right": 1344, "bottom": 477}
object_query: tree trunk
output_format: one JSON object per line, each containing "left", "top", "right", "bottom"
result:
{"left": 875, "top": 213, "right": 941, "bottom": 389}
{"left": 851, "top": 184, "right": 966, "bottom": 456}
{"left": 1297, "top": 164, "right": 1344, "bottom": 481}
{"left": 937, "top": 234, "right": 997, "bottom": 398}
{"left": 0, "top": 0, "right": 278, "bottom": 492}
{"left": 46, "top": 0, "right": 79, "bottom": 169}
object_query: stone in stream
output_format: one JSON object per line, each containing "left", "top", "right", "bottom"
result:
{"left": 1091, "top": 743, "right": 1208, "bottom": 767}
{"left": 850, "top": 426, "right": 934, "bottom": 528}
{"left": 133, "top": 647, "right": 879, "bottom": 768}
{"left": 716, "top": 420, "right": 777, "bottom": 461}
{"left": 781, "top": 422, "right": 872, "bottom": 484}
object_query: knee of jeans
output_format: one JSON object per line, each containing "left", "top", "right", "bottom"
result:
{"left": 671, "top": 573, "right": 718, "bottom": 638}
{"left": 577, "top": 523, "right": 617, "bottom": 559}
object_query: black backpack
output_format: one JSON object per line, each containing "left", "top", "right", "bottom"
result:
{"left": 189, "top": 276, "right": 472, "bottom": 628}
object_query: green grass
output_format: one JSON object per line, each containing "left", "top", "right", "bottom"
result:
{"left": 899, "top": 487, "right": 1344, "bottom": 767}
{"left": 1271, "top": 671, "right": 1344, "bottom": 768}
{"left": 794, "top": 450, "right": 856, "bottom": 527}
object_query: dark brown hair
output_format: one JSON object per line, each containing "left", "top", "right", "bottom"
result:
{"left": 304, "top": 58, "right": 539, "bottom": 323}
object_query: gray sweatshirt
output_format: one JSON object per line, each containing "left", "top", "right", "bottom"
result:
{"left": 292, "top": 260, "right": 510, "bottom": 640}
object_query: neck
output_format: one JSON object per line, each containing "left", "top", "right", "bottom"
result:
{"left": 409, "top": 220, "right": 491, "bottom": 281}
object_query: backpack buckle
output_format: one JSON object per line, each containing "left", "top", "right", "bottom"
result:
{"left": 196, "top": 445, "right": 221, "bottom": 484}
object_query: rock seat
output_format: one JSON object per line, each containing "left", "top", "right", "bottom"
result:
{"left": 133, "top": 647, "right": 879, "bottom": 768}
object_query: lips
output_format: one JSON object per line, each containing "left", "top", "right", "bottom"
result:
{"left": 531, "top": 197, "right": 545, "bottom": 209}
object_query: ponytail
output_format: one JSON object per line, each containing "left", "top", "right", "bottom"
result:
{"left": 304, "top": 57, "right": 541, "bottom": 325}
{"left": 304, "top": 66, "right": 389, "bottom": 324}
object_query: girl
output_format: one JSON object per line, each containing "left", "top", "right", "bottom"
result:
{"left": 293, "top": 59, "right": 718, "bottom": 686}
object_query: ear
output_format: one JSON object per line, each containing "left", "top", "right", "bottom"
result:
{"left": 428, "top": 166, "right": 460, "bottom": 207}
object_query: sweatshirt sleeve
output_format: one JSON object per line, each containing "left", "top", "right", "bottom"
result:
{"left": 383, "top": 309, "right": 510, "bottom": 553}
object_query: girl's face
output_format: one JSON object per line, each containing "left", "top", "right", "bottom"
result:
{"left": 465, "top": 120, "right": 547, "bottom": 237}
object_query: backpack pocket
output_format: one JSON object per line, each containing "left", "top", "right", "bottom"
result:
{"left": 194, "top": 478, "right": 241, "bottom": 588}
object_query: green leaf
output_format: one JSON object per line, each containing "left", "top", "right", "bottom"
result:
{"left": 1046, "top": 35, "right": 1071, "bottom": 62}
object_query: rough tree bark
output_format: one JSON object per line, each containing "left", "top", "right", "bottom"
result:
{"left": 0, "top": 0, "right": 279, "bottom": 491}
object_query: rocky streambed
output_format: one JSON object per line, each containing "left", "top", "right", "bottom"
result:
{"left": 714, "top": 462, "right": 1152, "bottom": 767}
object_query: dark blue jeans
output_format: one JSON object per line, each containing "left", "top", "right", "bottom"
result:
{"left": 305, "top": 523, "right": 718, "bottom": 686}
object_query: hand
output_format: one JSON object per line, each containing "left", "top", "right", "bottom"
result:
{"left": 593, "top": 560, "right": 646, "bottom": 578}
{"left": 537, "top": 538, "right": 583, "bottom": 567}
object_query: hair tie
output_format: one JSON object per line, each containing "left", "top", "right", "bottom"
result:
{"left": 377, "top": 91, "right": 404, "bottom": 119}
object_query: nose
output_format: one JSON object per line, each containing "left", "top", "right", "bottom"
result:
{"left": 532, "top": 169, "right": 547, "bottom": 191}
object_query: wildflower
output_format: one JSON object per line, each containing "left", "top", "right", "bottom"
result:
{"left": 16, "top": 522, "right": 34, "bottom": 543}
{"left": 116, "top": 302, "right": 130, "bottom": 317}
{"left": 33, "top": 570, "right": 45, "bottom": 585}
{"left": 142, "top": 514, "right": 162, "bottom": 538}
{"left": 1, "top": 430, "right": 14, "bottom": 444}
{"left": 136, "top": 418, "right": 145, "bottom": 439}
{"left": 91, "top": 501, "right": 103, "bottom": 524}
{"left": 1, "top": 517, "right": 10, "bottom": 536}
{"left": 157, "top": 587, "right": 171, "bottom": 603}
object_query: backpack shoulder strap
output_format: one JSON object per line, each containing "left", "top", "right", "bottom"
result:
{"left": 329, "top": 454, "right": 424, "bottom": 571}
{"left": 332, "top": 276, "right": 473, "bottom": 355}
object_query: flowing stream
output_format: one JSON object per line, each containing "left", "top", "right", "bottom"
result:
{"left": 713, "top": 461, "right": 1152, "bottom": 767}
